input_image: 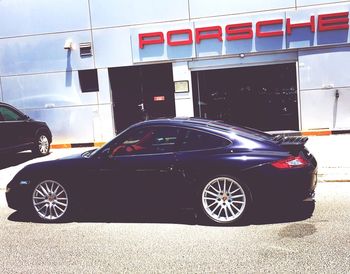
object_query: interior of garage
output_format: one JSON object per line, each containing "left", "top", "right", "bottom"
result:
{"left": 109, "top": 63, "right": 176, "bottom": 132}
{"left": 191, "top": 63, "right": 299, "bottom": 131}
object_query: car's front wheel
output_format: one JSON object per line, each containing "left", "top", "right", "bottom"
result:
{"left": 32, "top": 180, "right": 70, "bottom": 222}
{"left": 198, "top": 176, "right": 251, "bottom": 225}
{"left": 32, "top": 133, "right": 50, "bottom": 156}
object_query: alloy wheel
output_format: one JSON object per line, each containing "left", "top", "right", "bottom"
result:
{"left": 38, "top": 135, "right": 49, "bottom": 155}
{"left": 202, "top": 177, "right": 247, "bottom": 224}
{"left": 32, "top": 180, "right": 68, "bottom": 221}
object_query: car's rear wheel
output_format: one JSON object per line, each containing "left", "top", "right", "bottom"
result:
{"left": 32, "top": 180, "right": 69, "bottom": 222}
{"left": 32, "top": 133, "right": 50, "bottom": 156}
{"left": 198, "top": 176, "right": 251, "bottom": 225}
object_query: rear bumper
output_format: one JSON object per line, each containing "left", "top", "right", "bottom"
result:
{"left": 244, "top": 165, "right": 318, "bottom": 204}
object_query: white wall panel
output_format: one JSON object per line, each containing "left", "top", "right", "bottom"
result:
{"left": 97, "top": 69, "right": 112, "bottom": 104}
{"left": 300, "top": 89, "right": 335, "bottom": 129}
{"left": 189, "top": 52, "right": 297, "bottom": 71}
{"left": 335, "top": 88, "right": 350, "bottom": 128}
{"left": 2, "top": 71, "right": 114, "bottom": 143}
{"left": 298, "top": 46, "right": 350, "bottom": 90}
{"left": 189, "top": 0, "right": 295, "bottom": 19}
{"left": 0, "top": 78, "right": 3, "bottom": 101}
{"left": 93, "top": 28, "right": 134, "bottom": 68}
{"left": 0, "top": 0, "right": 90, "bottom": 38}
{"left": 0, "top": 31, "right": 94, "bottom": 76}
{"left": 89, "top": 0, "right": 189, "bottom": 28}
{"left": 300, "top": 88, "right": 350, "bottom": 130}
{"left": 173, "top": 62, "right": 194, "bottom": 117}
{"left": 297, "top": 0, "right": 350, "bottom": 7}
{"left": 94, "top": 104, "right": 115, "bottom": 141}
{"left": 1, "top": 72, "right": 98, "bottom": 109}
{"left": 24, "top": 106, "right": 96, "bottom": 144}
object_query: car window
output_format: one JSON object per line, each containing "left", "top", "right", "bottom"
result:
{"left": 0, "top": 106, "right": 23, "bottom": 121}
{"left": 179, "top": 129, "right": 231, "bottom": 151}
{"left": 110, "top": 126, "right": 180, "bottom": 156}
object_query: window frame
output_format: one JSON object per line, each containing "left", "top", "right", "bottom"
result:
{"left": 0, "top": 105, "right": 26, "bottom": 122}
{"left": 78, "top": 69, "right": 99, "bottom": 93}
{"left": 176, "top": 127, "right": 232, "bottom": 153}
{"left": 108, "top": 125, "right": 182, "bottom": 157}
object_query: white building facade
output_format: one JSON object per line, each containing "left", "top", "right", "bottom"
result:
{"left": 0, "top": 0, "right": 350, "bottom": 144}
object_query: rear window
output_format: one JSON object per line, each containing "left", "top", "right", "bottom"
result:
{"left": 179, "top": 129, "right": 231, "bottom": 151}
{"left": 210, "top": 121, "right": 274, "bottom": 141}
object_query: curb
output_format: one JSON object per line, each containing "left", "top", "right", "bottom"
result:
{"left": 302, "top": 129, "right": 350, "bottom": 136}
{"left": 51, "top": 142, "right": 105, "bottom": 149}
{"left": 268, "top": 129, "right": 350, "bottom": 137}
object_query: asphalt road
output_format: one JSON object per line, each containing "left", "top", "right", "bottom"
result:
{"left": 0, "top": 182, "right": 349, "bottom": 273}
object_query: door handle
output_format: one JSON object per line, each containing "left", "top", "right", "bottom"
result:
{"left": 98, "top": 168, "right": 112, "bottom": 172}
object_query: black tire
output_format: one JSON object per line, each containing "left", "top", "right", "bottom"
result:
{"left": 32, "top": 132, "right": 50, "bottom": 156}
{"left": 196, "top": 175, "right": 252, "bottom": 225}
{"left": 31, "top": 179, "right": 72, "bottom": 223}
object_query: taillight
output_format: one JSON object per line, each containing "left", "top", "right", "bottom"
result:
{"left": 271, "top": 156, "right": 308, "bottom": 169}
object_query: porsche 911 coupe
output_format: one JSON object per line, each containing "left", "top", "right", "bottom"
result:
{"left": 6, "top": 118, "right": 317, "bottom": 225}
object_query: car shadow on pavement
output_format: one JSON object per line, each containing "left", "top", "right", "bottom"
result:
{"left": 8, "top": 201, "right": 315, "bottom": 226}
{"left": 0, "top": 151, "right": 38, "bottom": 170}
{"left": 251, "top": 201, "right": 316, "bottom": 225}
{"left": 8, "top": 209, "right": 198, "bottom": 226}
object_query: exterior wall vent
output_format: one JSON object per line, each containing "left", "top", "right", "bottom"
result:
{"left": 80, "top": 42, "right": 92, "bottom": 57}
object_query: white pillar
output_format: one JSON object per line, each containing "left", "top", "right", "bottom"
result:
{"left": 172, "top": 62, "right": 194, "bottom": 118}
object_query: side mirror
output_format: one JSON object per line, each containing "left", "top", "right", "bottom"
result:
{"left": 97, "top": 147, "right": 111, "bottom": 159}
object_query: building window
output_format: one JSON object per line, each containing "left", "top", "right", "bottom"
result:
{"left": 78, "top": 69, "right": 99, "bottom": 92}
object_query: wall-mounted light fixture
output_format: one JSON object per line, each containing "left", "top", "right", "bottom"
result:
{"left": 64, "top": 39, "right": 73, "bottom": 50}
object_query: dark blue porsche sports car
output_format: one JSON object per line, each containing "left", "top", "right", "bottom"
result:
{"left": 6, "top": 118, "right": 317, "bottom": 225}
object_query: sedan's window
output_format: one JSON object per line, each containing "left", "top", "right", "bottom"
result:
{"left": 0, "top": 106, "right": 23, "bottom": 121}
{"left": 110, "top": 127, "right": 180, "bottom": 156}
{"left": 179, "top": 129, "right": 231, "bottom": 151}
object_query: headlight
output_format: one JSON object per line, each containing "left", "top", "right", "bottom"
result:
{"left": 5, "top": 187, "right": 11, "bottom": 193}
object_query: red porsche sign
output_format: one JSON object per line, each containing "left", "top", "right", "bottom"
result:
{"left": 139, "top": 12, "right": 349, "bottom": 49}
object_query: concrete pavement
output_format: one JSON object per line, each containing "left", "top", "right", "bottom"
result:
{"left": 305, "top": 134, "right": 350, "bottom": 182}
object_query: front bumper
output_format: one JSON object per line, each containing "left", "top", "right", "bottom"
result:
{"left": 5, "top": 182, "right": 32, "bottom": 211}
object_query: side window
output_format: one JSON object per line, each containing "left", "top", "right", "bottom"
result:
{"left": 110, "top": 126, "right": 179, "bottom": 156}
{"left": 0, "top": 106, "right": 23, "bottom": 121}
{"left": 180, "top": 129, "right": 230, "bottom": 151}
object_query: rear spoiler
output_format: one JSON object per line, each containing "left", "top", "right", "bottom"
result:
{"left": 271, "top": 135, "right": 308, "bottom": 146}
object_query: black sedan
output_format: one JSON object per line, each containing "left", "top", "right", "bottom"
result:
{"left": 0, "top": 102, "right": 52, "bottom": 156}
{"left": 6, "top": 118, "right": 317, "bottom": 225}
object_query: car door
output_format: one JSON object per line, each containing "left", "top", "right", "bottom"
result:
{"left": 93, "top": 126, "right": 183, "bottom": 213}
{"left": 0, "top": 105, "right": 31, "bottom": 151}
{"left": 174, "top": 128, "right": 233, "bottom": 187}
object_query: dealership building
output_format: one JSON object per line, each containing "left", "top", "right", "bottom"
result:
{"left": 0, "top": 0, "right": 350, "bottom": 145}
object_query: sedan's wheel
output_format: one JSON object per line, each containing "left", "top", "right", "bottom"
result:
{"left": 200, "top": 176, "right": 250, "bottom": 225}
{"left": 32, "top": 180, "right": 69, "bottom": 221}
{"left": 33, "top": 133, "right": 50, "bottom": 156}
